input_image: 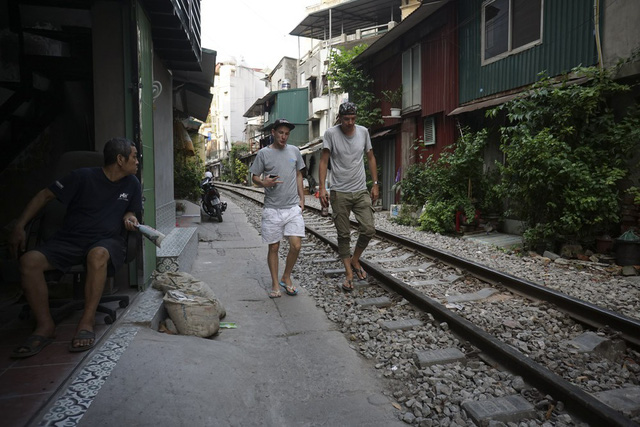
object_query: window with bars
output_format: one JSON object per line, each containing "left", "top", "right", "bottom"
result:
{"left": 482, "top": 0, "right": 543, "bottom": 64}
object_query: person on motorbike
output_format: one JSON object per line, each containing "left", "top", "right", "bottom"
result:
{"left": 249, "top": 118, "right": 305, "bottom": 299}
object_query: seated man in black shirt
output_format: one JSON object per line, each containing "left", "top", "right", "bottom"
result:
{"left": 8, "top": 137, "right": 142, "bottom": 357}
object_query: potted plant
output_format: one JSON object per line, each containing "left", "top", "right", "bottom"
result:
{"left": 381, "top": 86, "right": 402, "bottom": 117}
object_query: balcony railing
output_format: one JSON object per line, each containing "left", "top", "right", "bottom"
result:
{"left": 140, "top": 0, "right": 202, "bottom": 70}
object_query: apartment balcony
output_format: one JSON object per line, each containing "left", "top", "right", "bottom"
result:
{"left": 139, "top": 0, "right": 202, "bottom": 71}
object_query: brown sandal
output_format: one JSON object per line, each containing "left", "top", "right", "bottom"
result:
{"left": 351, "top": 263, "right": 367, "bottom": 280}
{"left": 342, "top": 279, "right": 354, "bottom": 292}
{"left": 269, "top": 290, "right": 282, "bottom": 298}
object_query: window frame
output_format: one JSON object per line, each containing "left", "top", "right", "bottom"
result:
{"left": 402, "top": 43, "right": 422, "bottom": 112}
{"left": 422, "top": 116, "right": 436, "bottom": 146}
{"left": 481, "top": 0, "right": 544, "bottom": 66}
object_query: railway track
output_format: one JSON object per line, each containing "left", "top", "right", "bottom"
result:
{"left": 215, "top": 182, "right": 640, "bottom": 426}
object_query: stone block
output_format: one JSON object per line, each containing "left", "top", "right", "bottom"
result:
{"left": 593, "top": 386, "right": 640, "bottom": 416}
{"left": 462, "top": 395, "right": 535, "bottom": 425}
{"left": 446, "top": 288, "right": 498, "bottom": 303}
{"left": 373, "top": 253, "right": 413, "bottom": 263}
{"left": 366, "top": 246, "right": 398, "bottom": 255}
{"left": 386, "top": 263, "right": 434, "bottom": 272}
{"left": 442, "top": 274, "right": 463, "bottom": 283}
{"left": 323, "top": 268, "right": 345, "bottom": 277}
{"left": 410, "top": 279, "right": 443, "bottom": 287}
{"left": 414, "top": 348, "right": 466, "bottom": 368}
{"left": 380, "top": 318, "right": 423, "bottom": 331}
{"left": 355, "top": 297, "right": 392, "bottom": 308}
{"left": 566, "top": 331, "right": 626, "bottom": 360}
{"left": 314, "top": 258, "right": 339, "bottom": 264}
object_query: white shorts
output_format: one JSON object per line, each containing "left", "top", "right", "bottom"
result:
{"left": 261, "top": 206, "right": 305, "bottom": 244}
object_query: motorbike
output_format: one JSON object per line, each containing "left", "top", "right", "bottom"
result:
{"left": 200, "top": 177, "right": 227, "bottom": 222}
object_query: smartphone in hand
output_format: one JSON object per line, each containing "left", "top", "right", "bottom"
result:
{"left": 268, "top": 174, "right": 277, "bottom": 179}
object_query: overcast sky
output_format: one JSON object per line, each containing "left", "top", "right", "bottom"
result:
{"left": 201, "top": 0, "right": 313, "bottom": 70}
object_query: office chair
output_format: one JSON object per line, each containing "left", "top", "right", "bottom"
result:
{"left": 20, "top": 151, "right": 137, "bottom": 324}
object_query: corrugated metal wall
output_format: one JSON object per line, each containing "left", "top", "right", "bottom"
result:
{"left": 422, "top": 3, "right": 459, "bottom": 116}
{"left": 458, "top": 0, "right": 597, "bottom": 104}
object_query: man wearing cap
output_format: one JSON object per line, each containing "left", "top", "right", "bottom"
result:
{"left": 318, "top": 102, "right": 379, "bottom": 292}
{"left": 250, "top": 118, "right": 306, "bottom": 298}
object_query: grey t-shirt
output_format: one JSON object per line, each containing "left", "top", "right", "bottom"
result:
{"left": 322, "top": 124, "right": 372, "bottom": 192}
{"left": 250, "top": 144, "right": 305, "bottom": 209}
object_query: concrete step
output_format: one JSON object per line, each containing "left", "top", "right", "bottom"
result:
{"left": 156, "top": 226, "right": 198, "bottom": 273}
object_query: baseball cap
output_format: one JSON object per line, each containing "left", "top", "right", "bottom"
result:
{"left": 273, "top": 118, "right": 295, "bottom": 130}
{"left": 338, "top": 102, "right": 357, "bottom": 116}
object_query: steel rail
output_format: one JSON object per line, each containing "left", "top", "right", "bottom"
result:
{"left": 372, "top": 227, "right": 640, "bottom": 348}
{"left": 218, "top": 183, "right": 640, "bottom": 347}
{"left": 304, "top": 223, "right": 639, "bottom": 427}
{"left": 219, "top": 184, "right": 639, "bottom": 426}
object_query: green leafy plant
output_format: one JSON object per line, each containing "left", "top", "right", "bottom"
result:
{"left": 174, "top": 136, "right": 205, "bottom": 202}
{"left": 397, "top": 128, "right": 489, "bottom": 233}
{"left": 221, "top": 142, "right": 249, "bottom": 184}
{"left": 381, "top": 86, "right": 402, "bottom": 108}
{"left": 328, "top": 45, "right": 383, "bottom": 129}
{"left": 418, "top": 201, "right": 455, "bottom": 234}
{"left": 489, "top": 66, "right": 640, "bottom": 249}
{"left": 391, "top": 204, "right": 419, "bottom": 226}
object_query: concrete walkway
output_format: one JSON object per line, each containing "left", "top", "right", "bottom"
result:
{"left": 36, "top": 198, "right": 403, "bottom": 427}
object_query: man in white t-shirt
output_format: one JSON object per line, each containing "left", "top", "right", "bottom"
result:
{"left": 250, "top": 118, "right": 305, "bottom": 298}
{"left": 318, "top": 102, "right": 379, "bottom": 292}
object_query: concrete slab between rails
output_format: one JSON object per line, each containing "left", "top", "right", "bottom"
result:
{"left": 300, "top": 250, "right": 327, "bottom": 256}
{"left": 593, "top": 386, "right": 640, "bottom": 417}
{"left": 565, "top": 331, "right": 626, "bottom": 361}
{"left": 446, "top": 288, "right": 499, "bottom": 303}
{"left": 314, "top": 258, "right": 340, "bottom": 264}
{"left": 462, "top": 395, "right": 536, "bottom": 425}
{"left": 366, "top": 247, "right": 398, "bottom": 255}
{"left": 462, "top": 232, "right": 524, "bottom": 249}
{"left": 414, "top": 348, "right": 466, "bottom": 368}
{"left": 372, "top": 253, "right": 414, "bottom": 263}
{"left": 355, "top": 297, "right": 392, "bottom": 308}
{"left": 386, "top": 263, "right": 435, "bottom": 273}
{"left": 380, "top": 318, "right": 423, "bottom": 331}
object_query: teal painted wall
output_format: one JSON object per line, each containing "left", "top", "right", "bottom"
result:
{"left": 267, "top": 88, "right": 309, "bottom": 146}
{"left": 458, "top": 0, "right": 597, "bottom": 103}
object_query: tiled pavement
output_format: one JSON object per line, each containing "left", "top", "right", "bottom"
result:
{"left": 0, "top": 287, "right": 137, "bottom": 427}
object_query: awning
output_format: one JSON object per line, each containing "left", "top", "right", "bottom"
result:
{"left": 371, "top": 128, "right": 396, "bottom": 139}
{"left": 173, "top": 48, "right": 216, "bottom": 121}
{"left": 299, "top": 139, "right": 324, "bottom": 155}
{"left": 289, "top": 0, "right": 402, "bottom": 39}
{"left": 448, "top": 93, "right": 521, "bottom": 116}
{"left": 448, "top": 76, "right": 590, "bottom": 116}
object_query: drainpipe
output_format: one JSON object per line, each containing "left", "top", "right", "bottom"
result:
{"left": 594, "top": 0, "right": 603, "bottom": 69}
{"left": 327, "top": 7, "right": 333, "bottom": 125}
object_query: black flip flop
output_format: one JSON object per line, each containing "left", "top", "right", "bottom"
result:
{"left": 10, "top": 334, "right": 54, "bottom": 359}
{"left": 351, "top": 264, "right": 367, "bottom": 280}
{"left": 69, "top": 329, "right": 96, "bottom": 353}
{"left": 342, "top": 279, "right": 354, "bottom": 292}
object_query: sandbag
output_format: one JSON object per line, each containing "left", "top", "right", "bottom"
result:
{"left": 152, "top": 271, "right": 226, "bottom": 319}
{"left": 163, "top": 290, "right": 220, "bottom": 337}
